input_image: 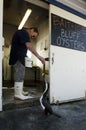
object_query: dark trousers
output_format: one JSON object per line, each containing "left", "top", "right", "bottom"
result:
{"left": 13, "top": 61, "right": 25, "bottom": 82}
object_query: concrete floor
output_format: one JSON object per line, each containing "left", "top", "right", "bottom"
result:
{"left": 2, "top": 83, "right": 43, "bottom": 110}
{"left": 1, "top": 84, "right": 86, "bottom": 130}
{"left": 0, "top": 100, "right": 86, "bottom": 130}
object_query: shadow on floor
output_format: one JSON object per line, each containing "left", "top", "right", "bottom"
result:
{"left": 1, "top": 99, "right": 86, "bottom": 130}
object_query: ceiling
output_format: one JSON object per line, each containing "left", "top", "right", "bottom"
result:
{"left": 3, "top": 0, "right": 49, "bottom": 28}
{"left": 3, "top": 0, "right": 86, "bottom": 29}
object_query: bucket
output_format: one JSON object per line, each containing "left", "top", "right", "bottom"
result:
{"left": 25, "top": 57, "right": 33, "bottom": 68}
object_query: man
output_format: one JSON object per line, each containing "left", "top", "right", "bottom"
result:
{"left": 9, "top": 27, "right": 45, "bottom": 100}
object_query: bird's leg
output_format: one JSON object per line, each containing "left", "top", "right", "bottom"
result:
{"left": 44, "top": 109, "right": 49, "bottom": 115}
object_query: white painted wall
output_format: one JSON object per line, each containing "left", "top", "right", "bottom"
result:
{"left": 3, "top": 24, "right": 17, "bottom": 81}
{"left": 0, "top": 0, "right": 3, "bottom": 111}
{"left": 49, "top": 4, "right": 86, "bottom": 103}
{"left": 36, "top": 20, "right": 49, "bottom": 70}
{"left": 50, "top": 46, "right": 86, "bottom": 103}
{"left": 55, "top": 0, "right": 86, "bottom": 15}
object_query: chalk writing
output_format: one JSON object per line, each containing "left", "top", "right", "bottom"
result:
{"left": 51, "top": 14, "right": 86, "bottom": 52}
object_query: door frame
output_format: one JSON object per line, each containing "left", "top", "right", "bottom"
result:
{"left": 0, "top": 0, "right": 3, "bottom": 111}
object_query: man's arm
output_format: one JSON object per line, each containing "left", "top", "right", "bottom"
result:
{"left": 26, "top": 42, "right": 45, "bottom": 64}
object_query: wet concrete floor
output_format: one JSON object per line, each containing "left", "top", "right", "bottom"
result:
{"left": 0, "top": 99, "right": 86, "bottom": 130}
{"left": 2, "top": 85, "right": 43, "bottom": 110}
{"left": 2, "top": 83, "right": 86, "bottom": 130}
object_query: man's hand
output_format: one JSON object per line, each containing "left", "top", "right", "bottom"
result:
{"left": 26, "top": 42, "right": 45, "bottom": 64}
{"left": 38, "top": 55, "right": 45, "bottom": 64}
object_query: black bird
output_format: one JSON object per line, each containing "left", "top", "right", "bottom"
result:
{"left": 40, "top": 81, "right": 61, "bottom": 118}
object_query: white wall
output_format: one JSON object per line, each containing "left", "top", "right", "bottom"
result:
{"left": 36, "top": 20, "right": 49, "bottom": 70}
{"left": 3, "top": 24, "right": 17, "bottom": 81}
{"left": 55, "top": 0, "right": 86, "bottom": 16}
{"left": 3, "top": 24, "right": 17, "bottom": 47}
{"left": 0, "top": 0, "right": 3, "bottom": 111}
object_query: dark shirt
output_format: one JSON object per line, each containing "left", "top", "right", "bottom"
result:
{"left": 9, "top": 29, "right": 30, "bottom": 66}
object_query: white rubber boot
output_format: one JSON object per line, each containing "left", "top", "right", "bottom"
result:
{"left": 22, "top": 82, "right": 29, "bottom": 96}
{"left": 22, "top": 91, "right": 29, "bottom": 96}
{"left": 14, "top": 82, "right": 29, "bottom": 100}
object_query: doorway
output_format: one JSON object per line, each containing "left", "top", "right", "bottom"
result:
{"left": 3, "top": 0, "right": 49, "bottom": 110}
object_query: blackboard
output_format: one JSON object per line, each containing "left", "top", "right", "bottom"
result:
{"left": 51, "top": 14, "right": 86, "bottom": 52}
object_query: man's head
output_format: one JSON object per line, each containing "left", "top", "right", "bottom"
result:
{"left": 27, "top": 27, "right": 39, "bottom": 39}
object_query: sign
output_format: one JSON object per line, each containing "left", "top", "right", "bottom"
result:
{"left": 51, "top": 14, "right": 86, "bottom": 52}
